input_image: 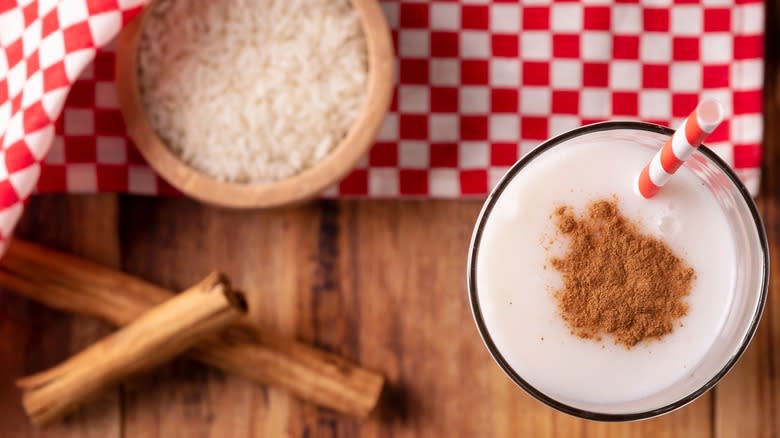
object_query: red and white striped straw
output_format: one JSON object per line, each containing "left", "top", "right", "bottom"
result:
{"left": 635, "top": 98, "right": 725, "bottom": 198}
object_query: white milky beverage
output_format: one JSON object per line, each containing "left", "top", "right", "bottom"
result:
{"left": 469, "top": 124, "right": 767, "bottom": 419}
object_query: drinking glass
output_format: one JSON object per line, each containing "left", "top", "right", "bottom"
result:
{"left": 467, "top": 121, "right": 768, "bottom": 421}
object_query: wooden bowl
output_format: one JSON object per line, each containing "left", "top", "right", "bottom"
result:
{"left": 115, "top": 0, "right": 393, "bottom": 208}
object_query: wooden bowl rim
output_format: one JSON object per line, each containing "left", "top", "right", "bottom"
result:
{"left": 115, "top": 0, "right": 394, "bottom": 208}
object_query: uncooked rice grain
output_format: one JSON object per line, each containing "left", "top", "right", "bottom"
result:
{"left": 138, "top": 0, "right": 368, "bottom": 183}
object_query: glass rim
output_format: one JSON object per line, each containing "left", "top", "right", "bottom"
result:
{"left": 466, "top": 120, "right": 769, "bottom": 422}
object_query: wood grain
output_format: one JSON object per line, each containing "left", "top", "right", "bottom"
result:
{"left": 0, "top": 195, "right": 122, "bottom": 437}
{"left": 117, "top": 198, "right": 323, "bottom": 437}
{"left": 709, "top": 2, "right": 779, "bottom": 436}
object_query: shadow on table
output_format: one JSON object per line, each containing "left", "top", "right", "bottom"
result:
{"left": 374, "top": 380, "right": 420, "bottom": 424}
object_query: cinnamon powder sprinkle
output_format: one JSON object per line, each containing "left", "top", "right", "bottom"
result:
{"left": 549, "top": 199, "right": 695, "bottom": 348}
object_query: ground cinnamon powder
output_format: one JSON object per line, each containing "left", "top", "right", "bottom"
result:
{"left": 549, "top": 198, "right": 695, "bottom": 348}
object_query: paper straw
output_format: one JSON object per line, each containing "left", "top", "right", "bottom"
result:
{"left": 635, "top": 98, "right": 725, "bottom": 199}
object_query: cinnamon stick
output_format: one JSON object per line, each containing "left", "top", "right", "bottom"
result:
{"left": 0, "top": 240, "right": 384, "bottom": 418}
{"left": 18, "top": 273, "right": 246, "bottom": 426}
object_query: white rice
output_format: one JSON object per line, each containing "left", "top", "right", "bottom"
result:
{"left": 138, "top": 0, "right": 368, "bottom": 184}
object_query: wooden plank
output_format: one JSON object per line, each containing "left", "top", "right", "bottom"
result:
{"left": 0, "top": 195, "right": 121, "bottom": 437}
{"left": 713, "top": 96, "right": 775, "bottom": 434}
{"left": 758, "top": 70, "right": 780, "bottom": 431}
{"left": 712, "top": 1, "right": 778, "bottom": 433}
{"left": 117, "top": 197, "right": 321, "bottom": 438}
{"left": 342, "top": 200, "right": 515, "bottom": 437}
{"left": 712, "top": 192, "right": 775, "bottom": 438}
{"left": 578, "top": 396, "right": 712, "bottom": 438}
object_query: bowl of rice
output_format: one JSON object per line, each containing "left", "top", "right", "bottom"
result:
{"left": 116, "top": 0, "right": 393, "bottom": 208}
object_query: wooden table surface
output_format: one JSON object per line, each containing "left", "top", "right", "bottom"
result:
{"left": 2, "top": 9, "right": 780, "bottom": 438}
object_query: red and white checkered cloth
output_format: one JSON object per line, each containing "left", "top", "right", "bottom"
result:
{"left": 0, "top": 0, "right": 765, "bottom": 253}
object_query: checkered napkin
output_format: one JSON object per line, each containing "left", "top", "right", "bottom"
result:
{"left": 0, "top": 0, "right": 145, "bottom": 253}
{"left": 0, "top": 0, "right": 766, "bottom": 253}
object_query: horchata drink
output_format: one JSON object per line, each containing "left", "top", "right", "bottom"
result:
{"left": 467, "top": 100, "right": 767, "bottom": 420}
